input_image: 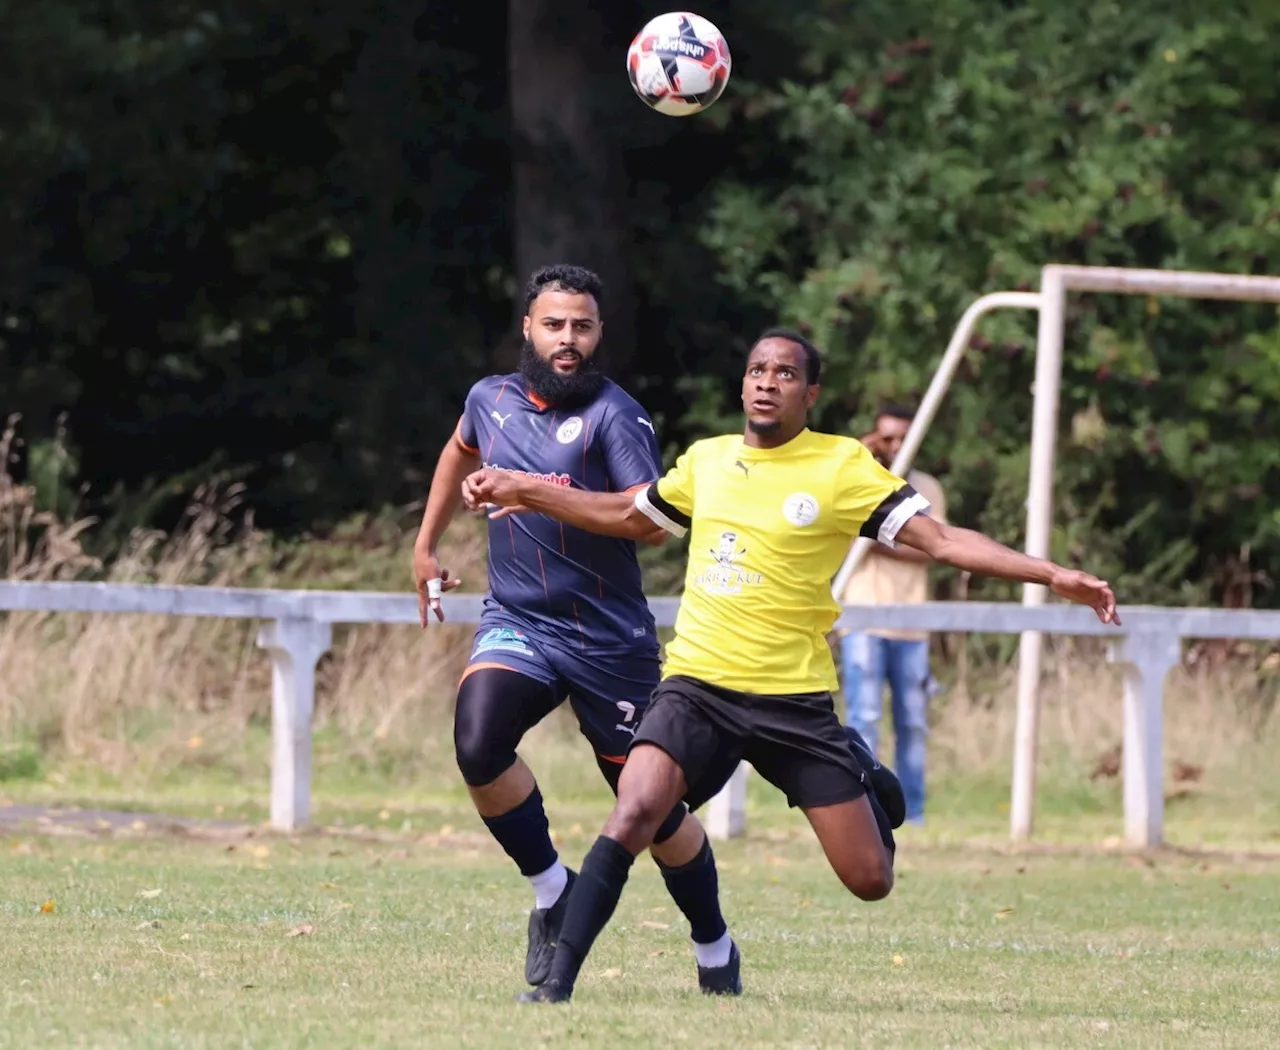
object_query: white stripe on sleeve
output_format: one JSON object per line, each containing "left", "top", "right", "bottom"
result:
{"left": 634, "top": 485, "right": 688, "bottom": 538}
{"left": 878, "top": 492, "right": 931, "bottom": 548}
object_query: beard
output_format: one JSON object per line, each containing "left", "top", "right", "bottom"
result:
{"left": 747, "top": 418, "right": 782, "bottom": 436}
{"left": 519, "top": 340, "right": 606, "bottom": 406}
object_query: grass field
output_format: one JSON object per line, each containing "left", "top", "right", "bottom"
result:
{"left": 4, "top": 728, "right": 1280, "bottom": 1050}
{"left": 5, "top": 454, "right": 1280, "bottom": 1046}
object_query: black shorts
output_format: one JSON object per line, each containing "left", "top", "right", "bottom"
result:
{"left": 631, "top": 674, "right": 869, "bottom": 811}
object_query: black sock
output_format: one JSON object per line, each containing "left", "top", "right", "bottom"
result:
{"left": 844, "top": 725, "right": 906, "bottom": 829}
{"left": 547, "top": 835, "right": 636, "bottom": 988}
{"left": 480, "top": 786, "right": 558, "bottom": 877}
{"left": 867, "top": 789, "right": 896, "bottom": 858}
{"left": 655, "top": 835, "right": 727, "bottom": 945}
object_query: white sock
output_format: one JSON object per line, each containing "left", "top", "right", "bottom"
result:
{"left": 528, "top": 860, "right": 568, "bottom": 910}
{"left": 692, "top": 931, "right": 733, "bottom": 969}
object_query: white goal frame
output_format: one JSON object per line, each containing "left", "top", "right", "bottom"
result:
{"left": 708, "top": 265, "right": 1280, "bottom": 843}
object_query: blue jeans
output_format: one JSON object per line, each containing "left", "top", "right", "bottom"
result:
{"left": 840, "top": 632, "right": 931, "bottom": 822}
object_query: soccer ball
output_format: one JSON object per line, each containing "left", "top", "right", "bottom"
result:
{"left": 626, "top": 12, "right": 732, "bottom": 117}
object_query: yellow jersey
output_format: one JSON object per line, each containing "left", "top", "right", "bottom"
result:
{"left": 635, "top": 429, "right": 930, "bottom": 695}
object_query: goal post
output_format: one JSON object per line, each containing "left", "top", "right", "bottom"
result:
{"left": 1009, "top": 265, "right": 1280, "bottom": 841}
{"left": 706, "top": 264, "right": 1280, "bottom": 844}
{"left": 829, "top": 290, "right": 1044, "bottom": 601}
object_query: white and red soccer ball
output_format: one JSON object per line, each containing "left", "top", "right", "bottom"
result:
{"left": 627, "top": 12, "right": 732, "bottom": 117}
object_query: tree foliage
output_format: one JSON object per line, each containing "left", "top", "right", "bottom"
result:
{"left": 1, "top": 0, "right": 1277, "bottom": 605}
{"left": 0, "top": 1, "right": 510, "bottom": 531}
{"left": 701, "top": 0, "right": 1280, "bottom": 604}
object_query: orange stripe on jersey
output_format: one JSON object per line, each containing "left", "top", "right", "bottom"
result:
{"left": 527, "top": 388, "right": 549, "bottom": 411}
{"left": 537, "top": 548, "right": 550, "bottom": 601}
{"left": 495, "top": 378, "right": 510, "bottom": 402}
{"left": 597, "top": 753, "right": 627, "bottom": 765}
{"left": 454, "top": 419, "right": 479, "bottom": 455}
{"left": 458, "top": 661, "right": 520, "bottom": 685}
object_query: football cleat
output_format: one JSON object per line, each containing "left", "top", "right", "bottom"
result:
{"left": 525, "top": 868, "right": 577, "bottom": 986}
{"left": 697, "top": 940, "right": 743, "bottom": 996}
{"left": 516, "top": 977, "right": 573, "bottom": 1004}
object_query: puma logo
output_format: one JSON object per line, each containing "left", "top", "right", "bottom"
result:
{"left": 491, "top": 410, "right": 511, "bottom": 429}
{"left": 734, "top": 460, "right": 749, "bottom": 478}
{"left": 637, "top": 417, "right": 655, "bottom": 434}
{"left": 614, "top": 699, "right": 637, "bottom": 738}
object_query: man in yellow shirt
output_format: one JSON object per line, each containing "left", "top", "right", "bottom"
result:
{"left": 462, "top": 330, "right": 1120, "bottom": 1004}
{"left": 841, "top": 404, "right": 947, "bottom": 825}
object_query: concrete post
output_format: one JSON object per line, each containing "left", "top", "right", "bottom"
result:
{"left": 1107, "top": 632, "right": 1181, "bottom": 848}
{"left": 705, "top": 763, "right": 748, "bottom": 840}
{"left": 256, "top": 618, "right": 333, "bottom": 831}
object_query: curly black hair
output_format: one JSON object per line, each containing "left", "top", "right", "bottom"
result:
{"left": 523, "top": 264, "right": 605, "bottom": 312}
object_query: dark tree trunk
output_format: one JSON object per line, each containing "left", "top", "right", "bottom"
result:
{"left": 506, "top": 0, "right": 637, "bottom": 380}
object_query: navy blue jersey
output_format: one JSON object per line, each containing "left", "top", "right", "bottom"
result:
{"left": 455, "top": 374, "right": 662, "bottom": 654}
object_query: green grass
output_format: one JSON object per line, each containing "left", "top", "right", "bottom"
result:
{"left": 3, "top": 808, "right": 1279, "bottom": 1049}
{"left": 3, "top": 723, "right": 1280, "bottom": 1049}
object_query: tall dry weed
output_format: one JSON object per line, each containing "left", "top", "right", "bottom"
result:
{"left": 928, "top": 634, "right": 1280, "bottom": 789}
{"left": 1, "top": 426, "right": 485, "bottom": 775}
{"left": 2, "top": 416, "right": 1277, "bottom": 795}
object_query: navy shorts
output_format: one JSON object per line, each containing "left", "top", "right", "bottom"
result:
{"left": 464, "top": 610, "right": 661, "bottom": 765}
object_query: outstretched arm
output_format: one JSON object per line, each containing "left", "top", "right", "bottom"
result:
{"left": 412, "top": 437, "right": 476, "bottom": 624}
{"left": 869, "top": 542, "right": 932, "bottom": 565}
{"left": 462, "top": 469, "right": 659, "bottom": 540}
{"left": 894, "top": 513, "right": 1120, "bottom": 625}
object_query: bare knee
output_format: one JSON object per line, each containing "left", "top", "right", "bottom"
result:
{"left": 839, "top": 854, "right": 895, "bottom": 901}
{"left": 602, "top": 745, "right": 687, "bottom": 853}
{"left": 605, "top": 790, "right": 670, "bottom": 850}
{"left": 856, "top": 869, "right": 894, "bottom": 902}
{"left": 648, "top": 809, "right": 702, "bottom": 867}
{"left": 466, "top": 761, "right": 536, "bottom": 819}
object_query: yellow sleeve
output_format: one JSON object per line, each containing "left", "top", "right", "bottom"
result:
{"left": 834, "top": 445, "right": 932, "bottom": 546}
{"left": 634, "top": 448, "right": 695, "bottom": 537}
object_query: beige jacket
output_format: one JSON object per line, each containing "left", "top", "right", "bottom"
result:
{"left": 840, "top": 470, "right": 947, "bottom": 641}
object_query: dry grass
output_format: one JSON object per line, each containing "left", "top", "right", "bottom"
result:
{"left": 0, "top": 420, "right": 484, "bottom": 778}
{"left": 3, "top": 419, "right": 1278, "bottom": 816}
{"left": 930, "top": 635, "right": 1280, "bottom": 785}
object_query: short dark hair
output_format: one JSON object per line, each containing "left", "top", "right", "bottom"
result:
{"left": 752, "top": 327, "right": 822, "bottom": 385}
{"left": 523, "top": 264, "right": 604, "bottom": 312}
{"left": 876, "top": 403, "right": 915, "bottom": 423}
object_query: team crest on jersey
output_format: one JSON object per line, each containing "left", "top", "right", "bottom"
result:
{"left": 473, "top": 627, "right": 534, "bottom": 656}
{"left": 556, "top": 416, "right": 584, "bottom": 444}
{"left": 782, "top": 492, "right": 820, "bottom": 527}
{"left": 694, "top": 530, "right": 765, "bottom": 595}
